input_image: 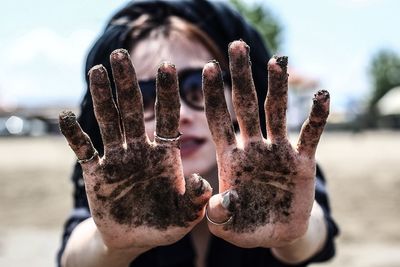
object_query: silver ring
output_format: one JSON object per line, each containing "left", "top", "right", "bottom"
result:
{"left": 77, "top": 150, "right": 99, "bottom": 164}
{"left": 154, "top": 132, "right": 181, "bottom": 142}
{"left": 205, "top": 204, "right": 233, "bottom": 226}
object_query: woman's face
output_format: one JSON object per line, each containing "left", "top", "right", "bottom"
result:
{"left": 130, "top": 34, "right": 218, "bottom": 178}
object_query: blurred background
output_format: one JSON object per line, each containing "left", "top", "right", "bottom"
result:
{"left": 0, "top": 0, "right": 399, "bottom": 266}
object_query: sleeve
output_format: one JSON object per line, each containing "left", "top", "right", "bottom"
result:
{"left": 57, "top": 164, "right": 91, "bottom": 267}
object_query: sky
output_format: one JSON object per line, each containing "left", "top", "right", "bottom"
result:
{"left": 0, "top": 0, "right": 399, "bottom": 114}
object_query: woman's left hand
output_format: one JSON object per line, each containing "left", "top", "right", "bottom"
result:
{"left": 203, "top": 40, "right": 330, "bottom": 248}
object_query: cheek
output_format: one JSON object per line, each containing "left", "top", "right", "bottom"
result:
{"left": 224, "top": 89, "right": 237, "bottom": 124}
{"left": 194, "top": 112, "right": 217, "bottom": 158}
{"left": 196, "top": 112, "right": 209, "bottom": 129}
{"left": 144, "top": 120, "right": 156, "bottom": 140}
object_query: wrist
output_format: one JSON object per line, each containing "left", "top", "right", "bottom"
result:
{"left": 96, "top": 227, "right": 151, "bottom": 264}
{"left": 62, "top": 218, "right": 149, "bottom": 267}
{"left": 271, "top": 201, "right": 327, "bottom": 264}
{"left": 102, "top": 243, "right": 149, "bottom": 264}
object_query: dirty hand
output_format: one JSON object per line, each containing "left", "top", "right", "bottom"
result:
{"left": 59, "top": 50, "right": 212, "bottom": 251}
{"left": 203, "top": 40, "right": 330, "bottom": 248}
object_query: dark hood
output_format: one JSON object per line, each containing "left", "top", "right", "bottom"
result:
{"left": 78, "top": 0, "right": 272, "bottom": 155}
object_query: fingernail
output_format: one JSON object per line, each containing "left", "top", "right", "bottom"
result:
{"left": 59, "top": 110, "right": 77, "bottom": 135}
{"left": 59, "top": 110, "right": 76, "bottom": 124}
{"left": 191, "top": 173, "right": 212, "bottom": 196}
{"left": 195, "top": 175, "right": 204, "bottom": 196}
{"left": 207, "top": 59, "right": 219, "bottom": 65}
{"left": 89, "top": 65, "right": 107, "bottom": 80}
{"left": 111, "top": 48, "right": 129, "bottom": 56}
{"left": 221, "top": 191, "right": 230, "bottom": 209}
{"left": 314, "top": 90, "right": 330, "bottom": 101}
{"left": 221, "top": 190, "right": 238, "bottom": 209}
{"left": 273, "top": 55, "right": 288, "bottom": 72}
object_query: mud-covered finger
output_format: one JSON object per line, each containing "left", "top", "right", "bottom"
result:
{"left": 297, "top": 90, "right": 330, "bottom": 158}
{"left": 89, "top": 65, "right": 123, "bottom": 149}
{"left": 110, "top": 49, "right": 146, "bottom": 142}
{"left": 155, "top": 63, "right": 181, "bottom": 142}
{"left": 203, "top": 61, "right": 237, "bottom": 152}
{"left": 59, "top": 111, "right": 99, "bottom": 167}
{"left": 185, "top": 173, "right": 213, "bottom": 208}
{"left": 229, "top": 40, "right": 262, "bottom": 141}
{"left": 265, "top": 56, "right": 289, "bottom": 143}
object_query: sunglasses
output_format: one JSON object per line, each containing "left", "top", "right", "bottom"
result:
{"left": 139, "top": 68, "right": 230, "bottom": 121}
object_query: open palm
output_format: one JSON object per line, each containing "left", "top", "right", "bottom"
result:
{"left": 59, "top": 49, "right": 211, "bottom": 250}
{"left": 204, "top": 41, "right": 330, "bottom": 248}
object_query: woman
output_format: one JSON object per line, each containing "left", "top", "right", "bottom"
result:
{"left": 58, "top": 1, "right": 338, "bottom": 266}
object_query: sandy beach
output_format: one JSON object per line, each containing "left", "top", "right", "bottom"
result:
{"left": 0, "top": 131, "right": 399, "bottom": 266}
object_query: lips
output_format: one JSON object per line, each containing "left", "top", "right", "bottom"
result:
{"left": 180, "top": 136, "right": 206, "bottom": 157}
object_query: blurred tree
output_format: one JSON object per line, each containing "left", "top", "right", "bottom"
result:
{"left": 363, "top": 49, "right": 400, "bottom": 128}
{"left": 369, "top": 49, "right": 400, "bottom": 108}
{"left": 229, "top": 0, "right": 283, "bottom": 52}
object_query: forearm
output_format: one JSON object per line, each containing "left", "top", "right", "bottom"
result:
{"left": 271, "top": 201, "right": 327, "bottom": 264}
{"left": 61, "top": 218, "right": 147, "bottom": 267}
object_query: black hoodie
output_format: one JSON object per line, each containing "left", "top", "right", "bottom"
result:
{"left": 58, "top": 1, "right": 338, "bottom": 266}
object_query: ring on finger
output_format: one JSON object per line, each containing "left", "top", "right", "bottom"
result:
{"left": 154, "top": 132, "right": 181, "bottom": 142}
{"left": 205, "top": 204, "right": 233, "bottom": 226}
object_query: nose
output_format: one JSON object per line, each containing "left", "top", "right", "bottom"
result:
{"left": 179, "top": 100, "right": 195, "bottom": 127}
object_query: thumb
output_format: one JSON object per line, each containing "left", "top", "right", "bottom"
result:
{"left": 185, "top": 173, "right": 213, "bottom": 209}
{"left": 206, "top": 190, "right": 238, "bottom": 229}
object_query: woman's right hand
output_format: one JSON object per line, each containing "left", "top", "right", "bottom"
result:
{"left": 59, "top": 49, "right": 212, "bottom": 251}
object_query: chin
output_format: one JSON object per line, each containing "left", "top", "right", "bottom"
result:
{"left": 182, "top": 159, "right": 213, "bottom": 178}
{"left": 181, "top": 142, "right": 216, "bottom": 178}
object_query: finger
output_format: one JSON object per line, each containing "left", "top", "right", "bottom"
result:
{"left": 59, "top": 111, "right": 99, "bottom": 167}
{"left": 185, "top": 173, "right": 213, "bottom": 208}
{"left": 155, "top": 63, "right": 181, "bottom": 142}
{"left": 265, "top": 56, "right": 289, "bottom": 143}
{"left": 203, "top": 61, "right": 237, "bottom": 152}
{"left": 206, "top": 190, "right": 238, "bottom": 230}
{"left": 297, "top": 90, "right": 330, "bottom": 158}
{"left": 229, "top": 40, "right": 262, "bottom": 142}
{"left": 89, "top": 65, "right": 123, "bottom": 150}
{"left": 110, "top": 49, "right": 146, "bottom": 142}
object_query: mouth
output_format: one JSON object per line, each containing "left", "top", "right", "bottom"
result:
{"left": 180, "top": 136, "right": 206, "bottom": 158}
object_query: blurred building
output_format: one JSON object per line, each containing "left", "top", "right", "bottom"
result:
{"left": 376, "top": 86, "right": 400, "bottom": 128}
{"left": 0, "top": 102, "right": 78, "bottom": 136}
{"left": 1, "top": 67, "right": 321, "bottom": 136}
{"left": 287, "top": 67, "right": 319, "bottom": 131}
